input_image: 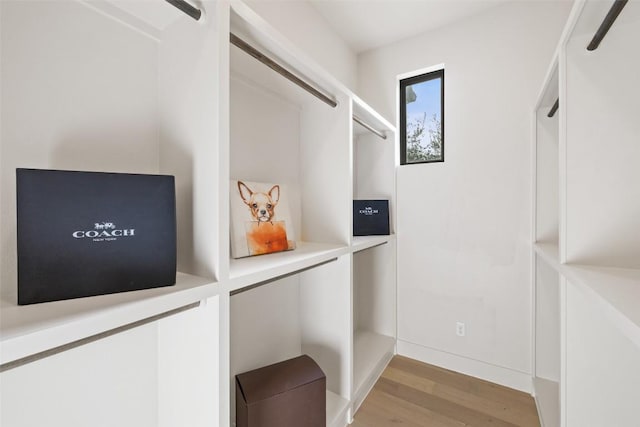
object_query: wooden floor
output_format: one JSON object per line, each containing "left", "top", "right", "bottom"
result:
{"left": 351, "top": 356, "right": 540, "bottom": 427}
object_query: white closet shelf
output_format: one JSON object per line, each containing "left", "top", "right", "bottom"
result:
{"left": 228, "top": 241, "right": 349, "bottom": 292}
{"left": 0, "top": 272, "right": 217, "bottom": 366}
{"left": 352, "top": 330, "right": 395, "bottom": 411}
{"left": 533, "top": 242, "right": 640, "bottom": 349}
{"left": 351, "top": 234, "right": 395, "bottom": 253}
{"left": 563, "top": 264, "right": 640, "bottom": 349}
{"left": 326, "top": 390, "right": 350, "bottom": 427}
{"left": 352, "top": 95, "right": 396, "bottom": 137}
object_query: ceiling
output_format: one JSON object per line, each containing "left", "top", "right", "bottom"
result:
{"left": 107, "top": 0, "right": 518, "bottom": 54}
{"left": 308, "top": 0, "right": 510, "bottom": 53}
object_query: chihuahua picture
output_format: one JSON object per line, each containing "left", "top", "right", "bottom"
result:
{"left": 230, "top": 179, "right": 296, "bottom": 258}
{"left": 237, "top": 181, "right": 280, "bottom": 223}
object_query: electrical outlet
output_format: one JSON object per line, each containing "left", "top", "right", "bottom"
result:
{"left": 456, "top": 322, "right": 466, "bottom": 337}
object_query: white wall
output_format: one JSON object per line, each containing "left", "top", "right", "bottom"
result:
{"left": 0, "top": 0, "right": 160, "bottom": 302}
{"left": 357, "top": 1, "right": 571, "bottom": 390}
{"left": 244, "top": 0, "right": 357, "bottom": 91}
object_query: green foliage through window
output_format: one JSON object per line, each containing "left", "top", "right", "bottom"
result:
{"left": 400, "top": 69, "right": 444, "bottom": 164}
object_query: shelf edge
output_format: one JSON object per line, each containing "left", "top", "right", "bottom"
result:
{"left": 228, "top": 243, "right": 350, "bottom": 293}
{"left": 0, "top": 273, "right": 218, "bottom": 366}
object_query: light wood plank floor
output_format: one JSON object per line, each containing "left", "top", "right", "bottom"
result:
{"left": 352, "top": 356, "right": 540, "bottom": 427}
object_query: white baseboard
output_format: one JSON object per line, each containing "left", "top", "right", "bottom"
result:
{"left": 397, "top": 340, "right": 533, "bottom": 393}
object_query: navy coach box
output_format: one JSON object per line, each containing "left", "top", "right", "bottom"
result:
{"left": 353, "top": 200, "right": 390, "bottom": 236}
{"left": 16, "top": 169, "right": 177, "bottom": 305}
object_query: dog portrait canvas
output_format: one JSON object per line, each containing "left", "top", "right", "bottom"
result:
{"left": 230, "top": 180, "right": 297, "bottom": 258}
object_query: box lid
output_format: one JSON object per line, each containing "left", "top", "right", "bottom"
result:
{"left": 236, "top": 355, "right": 325, "bottom": 404}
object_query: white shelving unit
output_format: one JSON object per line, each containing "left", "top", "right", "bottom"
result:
{"left": 351, "top": 97, "right": 397, "bottom": 414}
{"left": 0, "top": 1, "right": 398, "bottom": 426}
{"left": 532, "top": 49, "right": 561, "bottom": 427}
{"left": 351, "top": 240, "right": 396, "bottom": 414}
{"left": 532, "top": 377, "right": 561, "bottom": 427}
{"left": 229, "top": 260, "right": 352, "bottom": 426}
{"left": 326, "top": 390, "right": 351, "bottom": 427}
{"left": 1, "top": 0, "right": 223, "bottom": 425}
{"left": 533, "top": 254, "right": 561, "bottom": 427}
{"left": 226, "top": 3, "right": 398, "bottom": 425}
{"left": 352, "top": 330, "right": 395, "bottom": 410}
{"left": 532, "top": 1, "right": 640, "bottom": 425}
{"left": 228, "top": 3, "right": 347, "bottom": 426}
{"left": 534, "top": 60, "right": 560, "bottom": 253}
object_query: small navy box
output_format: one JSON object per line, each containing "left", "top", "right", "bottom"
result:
{"left": 16, "top": 169, "right": 177, "bottom": 305}
{"left": 353, "top": 200, "right": 390, "bottom": 236}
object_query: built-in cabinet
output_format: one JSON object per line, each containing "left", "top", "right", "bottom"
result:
{"left": 532, "top": 1, "right": 640, "bottom": 425}
{"left": 0, "top": 1, "right": 396, "bottom": 426}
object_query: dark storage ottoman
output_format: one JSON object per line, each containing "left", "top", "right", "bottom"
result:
{"left": 235, "top": 355, "right": 326, "bottom": 427}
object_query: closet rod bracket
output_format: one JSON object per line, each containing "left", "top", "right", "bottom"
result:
{"left": 165, "top": 0, "right": 202, "bottom": 21}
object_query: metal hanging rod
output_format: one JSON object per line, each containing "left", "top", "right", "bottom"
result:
{"left": 230, "top": 33, "right": 338, "bottom": 108}
{"left": 587, "top": 0, "right": 628, "bottom": 51}
{"left": 165, "top": 0, "right": 202, "bottom": 21}
{"left": 353, "top": 115, "right": 387, "bottom": 140}
{"left": 547, "top": 98, "right": 559, "bottom": 118}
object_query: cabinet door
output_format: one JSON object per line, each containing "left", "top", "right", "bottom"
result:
{"left": 158, "top": 297, "right": 219, "bottom": 427}
{"left": 0, "top": 323, "right": 158, "bottom": 427}
{"left": 566, "top": 283, "right": 640, "bottom": 427}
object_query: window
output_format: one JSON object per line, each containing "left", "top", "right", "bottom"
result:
{"left": 400, "top": 69, "right": 444, "bottom": 164}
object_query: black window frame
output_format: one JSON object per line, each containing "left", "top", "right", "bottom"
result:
{"left": 400, "top": 69, "right": 445, "bottom": 165}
